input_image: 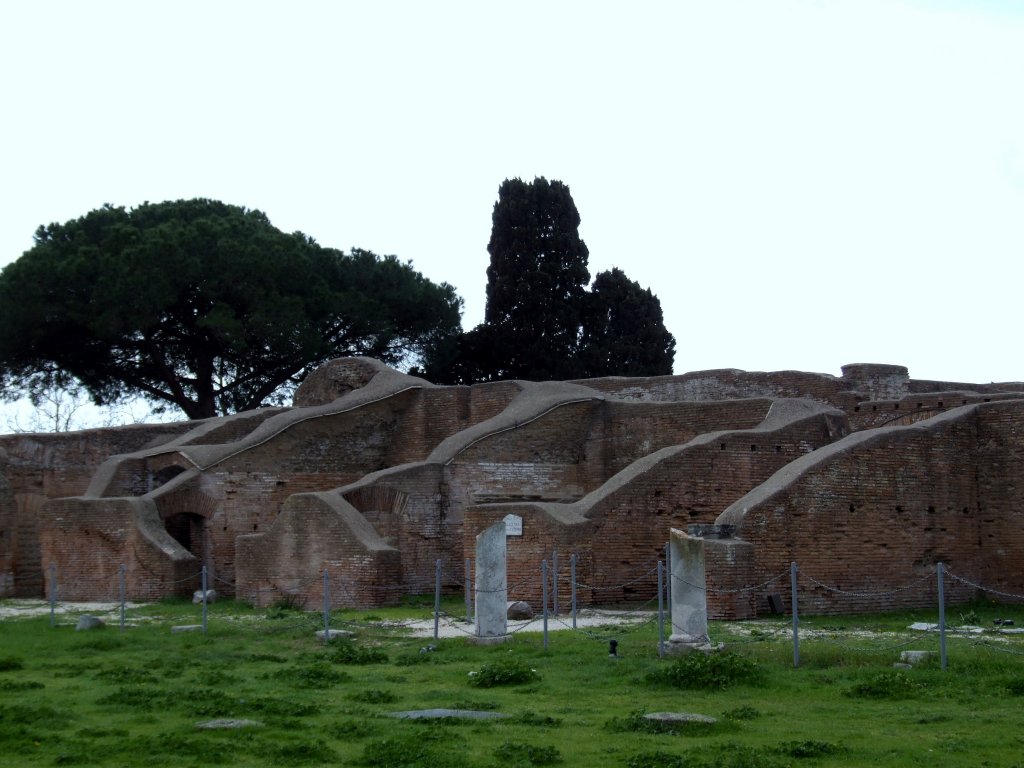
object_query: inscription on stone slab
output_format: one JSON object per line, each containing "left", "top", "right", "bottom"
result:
{"left": 503, "top": 514, "right": 523, "bottom": 536}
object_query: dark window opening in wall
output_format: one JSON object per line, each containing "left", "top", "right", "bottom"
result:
{"left": 750, "top": 444, "right": 757, "bottom": 451}
{"left": 962, "top": 508, "right": 970, "bottom": 515}
{"left": 848, "top": 504, "right": 855, "bottom": 513}
{"left": 938, "top": 401, "right": 943, "bottom": 407}
{"left": 894, "top": 403, "right": 900, "bottom": 410}
{"left": 917, "top": 403, "right": 923, "bottom": 408}
{"left": 152, "top": 464, "right": 187, "bottom": 490}
{"left": 163, "top": 512, "right": 205, "bottom": 564}
{"left": 775, "top": 445, "right": 782, "bottom": 453}
{"left": 253, "top": 523, "right": 259, "bottom": 531}
{"left": 962, "top": 400, "right": 968, "bottom": 405}
{"left": 854, "top": 406, "right": 860, "bottom": 412}
{"left": 721, "top": 443, "right": 726, "bottom": 450}
{"left": 928, "top": 506, "right": 936, "bottom": 514}
{"left": 984, "top": 398, "right": 991, "bottom": 402}
{"left": 872, "top": 405, "right": 878, "bottom": 411}
{"left": 896, "top": 505, "right": 903, "bottom": 513}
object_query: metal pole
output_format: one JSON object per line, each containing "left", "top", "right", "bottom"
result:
{"left": 201, "top": 566, "right": 208, "bottom": 634}
{"left": 937, "top": 562, "right": 947, "bottom": 671}
{"left": 541, "top": 559, "right": 549, "bottom": 651}
{"left": 657, "top": 560, "right": 665, "bottom": 658}
{"left": 465, "top": 557, "right": 472, "bottom": 623}
{"left": 791, "top": 561, "right": 799, "bottom": 668}
{"left": 570, "top": 553, "right": 578, "bottom": 630}
{"left": 119, "top": 564, "right": 126, "bottom": 632}
{"left": 49, "top": 563, "right": 57, "bottom": 628}
{"left": 552, "top": 550, "right": 559, "bottom": 616}
{"left": 322, "top": 568, "right": 330, "bottom": 642}
{"left": 433, "top": 559, "right": 442, "bottom": 643}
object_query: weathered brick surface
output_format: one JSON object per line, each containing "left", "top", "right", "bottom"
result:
{"left": 463, "top": 405, "right": 848, "bottom": 609}
{"left": 0, "top": 452, "right": 15, "bottom": 596}
{"left": 235, "top": 492, "right": 401, "bottom": 608}
{"left": 716, "top": 401, "right": 1024, "bottom": 616}
{"left": 4, "top": 359, "right": 1024, "bottom": 619}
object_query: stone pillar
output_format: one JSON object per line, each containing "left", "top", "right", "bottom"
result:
{"left": 667, "top": 527, "right": 719, "bottom": 654}
{"left": 474, "top": 521, "right": 508, "bottom": 643}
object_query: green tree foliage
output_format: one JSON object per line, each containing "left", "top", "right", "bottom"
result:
{"left": 481, "top": 177, "right": 591, "bottom": 381}
{"left": 578, "top": 267, "right": 676, "bottom": 378}
{"left": 441, "top": 177, "right": 674, "bottom": 383}
{"left": 0, "top": 199, "right": 462, "bottom": 419}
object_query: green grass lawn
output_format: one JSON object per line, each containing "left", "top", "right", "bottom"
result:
{"left": 1, "top": 597, "right": 1023, "bottom": 767}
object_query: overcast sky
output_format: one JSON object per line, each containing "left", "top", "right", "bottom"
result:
{"left": 2, "top": 0, "right": 1022, "bottom": 402}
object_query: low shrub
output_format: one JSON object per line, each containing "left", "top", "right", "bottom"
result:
{"left": 514, "top": 710, "right": 562, "bottom": 728}
{"left": 0, "top": 656, "right": 24, "bottom": 672}
{"left": 493, "top": 741, "right": 563, "bottom": 765}
{"left": 607, "top": 710, "right": 723, "bottom": 737}
{"left": 270, "top": 738, "right": 338, "bottom": 765}
{"left": 328, "top": 640, "right": 388, "bottom": 665}
{"left": 348, "top": 689, "right": 398, "bottom": 705}
{"left": 846, "top": 670, "right": 923, "bottom": 700}
{"left": 467, "top": 657, "right": 540, "bottom": 688}
{"left": 646, "top": 651, "right": 764, "bottom": 690}
{"left": 360, "top": 730, "right": 466, "bottom": 768}
{"left": 271, "top": 663, "right": 350, "bottom": 689}
{"left": 777, "top": 740, "right": 844, "bottom": 758}
{"left": 722, "top": 705, "right": 760, "bottom": 721}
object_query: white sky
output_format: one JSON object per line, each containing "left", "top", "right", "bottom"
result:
{"left": 1, "top": 0, "right": 1023, "bottom": 403}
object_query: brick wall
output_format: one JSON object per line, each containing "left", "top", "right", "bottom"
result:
{"left": 235, "top": 492, "right": 401, "bottom": 609}
{"left": 0, "top": 457, "right": 14, "bottom": 596}
{"left": 716, "top": 401, "right": 1024, "bottom": 616}
{"left": 462, "top": 407, "right": 847, "bottom": 609}
{"left": 38, "top": 495, "right": 200, "bottom": 601}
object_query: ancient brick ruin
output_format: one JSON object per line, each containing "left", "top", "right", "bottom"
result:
{"left": 1, "top": 358, "right": 1022, "bottom": 618}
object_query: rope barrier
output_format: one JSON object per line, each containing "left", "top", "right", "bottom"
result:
{"left": 800, "top": 570, "right": 936, "bottom": 598}
{"left": 945, "top": 570, "right": 1024, "bottom": 602}
{"left": 669, "top": 568, "right": 790, "bottom": 595}
{"left": 801, "top": 630, "right": 934, "bottom": 654}
{"left": 577, "top": 563, "right": 660, "bottom": 592}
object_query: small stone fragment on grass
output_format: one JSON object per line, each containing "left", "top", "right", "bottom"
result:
{"left": 196, "top": 719, "right": 262, "bottom": 730}
{"left": 76, "top": 615, "right": 105, "bottom": 631}
{"left": 171, "top": 624, "right": 203, "bottom": 633}
{"left": 899, "top": 650, "right": 934, "bottom": 666}
{"left": 644, "top": 712, "right": 717, "bottom": 725}
{"left": 387, "top": 709, "right": 508, "bottom": 720}
{"left": 316, "top": 629, "right": 354, "bottom": 641}
{"left": 507, "top": 601, "right": 534, "bottom": 620}
{"left": 193, "top": 589, "right": 218, "bottom": 604}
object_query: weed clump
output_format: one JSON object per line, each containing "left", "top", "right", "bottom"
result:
{"left": 0, "top": 656, "right": 25, "bottom": 672}
{"left": 270, "top": 738, "right": 338, "bottom": 765}
{"left": 722, "top": 705, "right": 760, "bottom": 721}
{"left": 1004, "top": 678, "right": 1024, "bottom": 696}
{"left": 0, "top": 679, "right": 43, "bottom": 692}
{"left": 328, "top": 639, "right": 388, "bottom": 665}
{"left": 271, "top": 663, "right": 350, "bottom": 689}
{"left": 467, "top": 657, "right": 540, "bottom": 688}
{"left": 348, "top": 689, "right": 398, "bottom": 705}
{"left": 646, "top": 652, "right": 764, "bottom": 690}
{"left": 778, "top": 740, "right": 844, "bottom": 758}
{"left": 514, "top": 711, "right": 562, "bottom": 728}
{"left": 607, "top": 710, "right": 723, "bottom": 737}
{"left": 360, "top": 730, "right": 466, "bottom": 767}
{"left": 94, "top": 667, "right": 158, "bottom": 685}
{"left": 846, "top": 670, "right": 923, "bottom": 699}
{"left": 493, "top": 741, "right": 563, "bottom": 765}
